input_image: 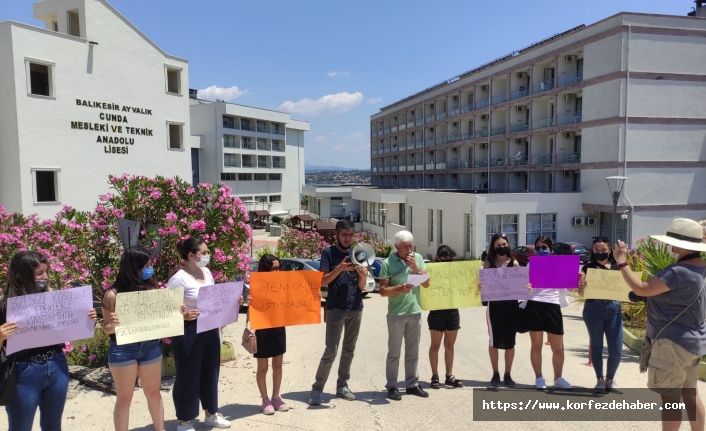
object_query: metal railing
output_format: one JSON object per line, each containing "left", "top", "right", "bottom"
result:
{"left": 242, "top": 141, "right": 255, "bottom": 150}
{"left": 532, "top": 117, "right": 553, "bottom": 129}
{"left": 476, "top": 129, "right": 489, "bottom": 138}
{"left": 223, "top": 137, "right": 240, "bottom": 148}
{"left": 242, "top": 159, "right": 255, "bottom": 167}
{"left": 511, "top": 87, "right": 530, "bottom": 100}
{"left": 258, "top": 160, "right": 271, "bottom": 168}
{"left": 425, "top": 163, "right": 435, "bottom": 170}
{"left": 272, "top": 128, "right": 285, "bottom": 136}
{"left": 399, "top": 165, "right": 406, "bottom": 172}
{"left": 447, "top": 161, "right": 459, "bottom": 169}
{"left": 391, "top": 126, "right": 398, "bottom": 132}
{"left": 556, "top": 111, "right": 582, "bottom": 126}
{"left": 391, "top": 146, "right": 398, "bottom": 152}
{"left": 490, "top": 158, "right": 507, "bottom": 167}
{"left": 416, "top": 140, "right": 425, "bottom": 148}
{"left": 475, "top": 159, "right": 489, "bottom": 167}
{"left": 383, "top": 148, "right": 390, "bottom": 154}
{"left": 257, "top": 125, "right": 271, "bottom": 134}
{"left": 372, "top": 150, "right": 378, "bottom": 155}
{"left": 407, "top": 121, "right": 415, "bottom": 128}
{"left": 436, "top": 112, "right": 446, "bottom": 121}
{"left": 509, "top": 155, "right": 528, "bottom": 166}
{"left": 416, "top": 118, "right": 424, "bottom": 126}
{"left": 425, "top": 138, "right": 435, "bottom": 147}
{"left": 416, "top": 164, "right": 424, "bottom": 171}
{"left": 372, "top": 167, "right": 378, "bottom": 172}
{"left": 257, "top": 142, "right": 271, "bottom": 151}
{"left": 372, "top": 131, "right": 378, "bottom": 137}
{"left": 461, "top": 161, "right": 474, "bottom": 168}
{"left": 272, "top": 160, "right": 286, "bottom": 168}
{"left": 391, "top": 166, "right": 398, "bottom": 171}
{"left": 384, "top": 167, "right": 390, "bottom": 172}
{"left": 447, "top": 134, "right": 459, "bottom": 143}
{"left": 223, "top": 119, "right": 238, "bottom": 129}
{"left": 435, "top": 137, "right": 446, "bottom": 146}
{"left": 224, "top": 160, "right": 241, "bottom": 168}
{"left": 384, "top": 128, "right": 390, "bottom": 134}
{"left": 461, "top": 104, "right": 474, "bottom": 113}
{"left": 272, "top": 143, "right": 285, "bottom": 152}
{"left": 462, "top": 131, "right": 474, "bottom": 141}
{"left": 510, "top": 122, "right": 529, "bottom": 133}
{"left": 408, "top": 165, "right": 416, "bottom": 171}
{"left": 556, "top": 152, "right": 581, "bottom": 164}
{"left": 399, "top": 143, "right": 407, "bottom": 151}
{"left": 448, "top": 108, "right": 459, "bottom": 117}
{"left": 558, "top": 70, "right": 583, "bottom": 87}
{"left": 492, "top": 93, "right": 508, "bottom": 105}
{"left": 532, "top": 79, "right": 554, "bottom": 94}
{"left": 490, "top": 125, "right": 507, "bottom": 136}
{"left": 241, "top": 122, "right": 254, "bottom": 131}
{"left": 436, "top": 162, "right": 446, "bottom": 170}
{"left": 475, "top": 99, "right": 489, "bottom": 110}
{"left": 399, "top": 124, "right": 406, "bottom": 130}
{"left": 531, "top": 154, "right": 552, "bottom": 165}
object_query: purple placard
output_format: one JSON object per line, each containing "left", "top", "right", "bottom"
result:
{"left": 528, "top": 255, "right": 580, "bottom": 288}
{"left": 480, "top": 267, "right": 532, "bottom": 302}
{"left": 196, "top": 281, "right": 243, "bottom": 334}
{"left": 6, "top": 285, "right": 94, "bottom": 355}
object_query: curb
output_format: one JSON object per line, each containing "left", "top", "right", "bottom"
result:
{"left": 623, "top": 327, "right": 706, "bottom": 381}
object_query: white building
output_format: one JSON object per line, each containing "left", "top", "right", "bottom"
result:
{"left": 363, "top": 11, "right": 706, "bottom": 257}
{"left": 0, "top": 0, "right": 192, "bottom": 219}
{"left": 190, "top": 97, "right": 309, "bottom": 217}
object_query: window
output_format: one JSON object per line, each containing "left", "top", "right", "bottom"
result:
{"left": 224, "top": 135, "right": 239, "bottom": 148}
{"left": 242, "top": 137, "right": 254, "bottom": 150}
{"left": 165, "top": 66, "right": 182, "bottom": 95}
{"left": 224, "top": 154, "right": 239, "bottom": 167}
{"left": 257, "top": 138, "right": 269, "bottom": 151}
{"left": 67, "top": 9, "right": 80, "bottom": 37}
{"left": 240, "top": 196, "right": 253, "bottom": 202}
{"left": 438, "top": 210, "right": 443, "bottom": 244}
{"left": 223, "top": 116, "right": 236, "bottom": 129}
{"left": 28, "top": 62, "right": 52, "bottom": 97}
{"left": 168, "top": 123, "right": 183, "bottom": 149}
{"left": 599, "top": 212, "right": 627, "bottom": 243}
{"left": 526, "top": 213, "right": 556, "bottom": 245}
{"left": 331, "top": 197, "right": 343, "bottom": 218}
{"left": 269, "top": 195, "right": 281, "bottom": 203}
{"left": 254, "top": 173, "right": 267, "bottom": 181}
{"left": 269, "top": 174, "right": 281, "bottom": 181}
{"left": 257, "top": 155, "right": 269, "bottom": 168}
{"left": 486, "top": 214, "right": 518, "bottom": 247}
{"left": 409, "top": 206, "right": 413, "bottom": 233}
{"left": 220, "top": 173, "right": 236, "bottom": 181}
{"left": 464, "top": 214, "right": 472, "bottom": 252}
{"left": 33, "top": 169, "right": 59, "bottom": 203}
{"left": 399, "top": 204, "right": 406, "bottom": 227}
{"left": 362, "top": 202, "right": 367, "bottom": 222}
{"left": 238, "top": 173, "right": 252, "bottom": 181}
{"left": 255, "top": 196, "right": 268, "bottom": 203}
{"left": 429, "top": 209, "right": 434, "bottom": 242}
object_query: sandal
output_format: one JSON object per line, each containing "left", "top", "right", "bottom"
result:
{"left": 431, "top": 375, "right": 441, "bottom": 389}
{"left": 445, "top": 375, "right": 463, "bottom": 388}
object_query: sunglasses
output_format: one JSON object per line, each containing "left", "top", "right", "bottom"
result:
{"left": 592, "top": 236, "right": 610, "bottom": 244}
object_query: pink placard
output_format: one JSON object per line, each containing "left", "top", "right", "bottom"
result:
{"left": 528, "top": 255, "right": 580, "bottom": 288}
{"left": 196, "top": 282, "right": 243, "bottom": 333}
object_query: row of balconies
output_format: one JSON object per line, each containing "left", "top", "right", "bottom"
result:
{"left": 371, "top": 152, "right": 581, "bottom": 172}
{"left": 224, "top": 154, "right": 286, "bottom": 169}
{"left": 223, "top": 117, "right": 286, "bottom": 136}
{"left": 224, "top": 136, "right": 286, "bottom": 152}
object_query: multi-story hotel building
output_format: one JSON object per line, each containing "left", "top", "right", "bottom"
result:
{"left": 189, "top": 96, "right": 309, "bottom": 217}
{"left": 365, "top": 11, "right": 706, "bottom": 258}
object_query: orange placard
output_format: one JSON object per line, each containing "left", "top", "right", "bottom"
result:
{"left": 249, "top": 271, "right": 323, "bottom": 330}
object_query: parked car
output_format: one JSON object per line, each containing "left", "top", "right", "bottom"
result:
{"left": 553, "top": 242, "right": 591, "bottom": 263}
{"left": 512, "top": 245, "right": 536, "bottom": 266}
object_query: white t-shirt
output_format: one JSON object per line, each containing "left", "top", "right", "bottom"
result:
{"left": 525, "top": 262, "right": 568, "bottom": 307}
{"left": 167, "top": 268, "right": 215, "bottom": 311}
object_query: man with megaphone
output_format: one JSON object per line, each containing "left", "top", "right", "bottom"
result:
{"left": 308, "top": 220, "right": 368, "bottom": 406}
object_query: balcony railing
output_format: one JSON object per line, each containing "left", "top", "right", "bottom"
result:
{"left": 416, "top": 140, "right": 425, "bottom": 148}
{"left": 257, "top": 125, "right": 271, "bottom": 134}
{"left": 435, "top": 137, "right": 446, "bottom": 146}
{"left": 490, "top": 158, "right": 507, "bottom": 167}
{"left": 475, "top": 159, "right": 489, "bottom": 167}
{"left": 416, "top": 164, "right": 424, "bottom": 171}
{"left": 372, "top": 150, "right": 378, "bottom": 155}
{"left": 241, "top": 123, "right": 254, "bottom": 131}
{"left": 242, "top": 141, "right": 255, "bottom": 150}
{"left": 416, "top": 118, "right": 424, "bottom": 126}
{"left": 272, "top": 127, "right": 285, "bottom": 136}
{"left": 399, "top": 124, "right": 406, "bottom": 130}
{"left": 461, "top": 161, "right": 474, "bottom": 168}
{"left": 436, "top": 112, "right": 446, "bottom": 121}
{"left": 448, "top": 108, "right": 459, "bottom": 117}
{"left": 258, "top": 160, "right": 270, "bottom": 168}
{"left": 425, "top": 138, "right": 435, "bottom": 148}
{"left": 371, "top": 131, "right": 378, "bottom": 137}
{"left": 408, "top": 165, "right": 416, "bottom": 171}
{"left": 272, "top": 143, "right": 285, "bottom": 152}
{"left": 224, "top": 161, "right": 241, "bottom": 168}
{"left": 475, "top": 129, "right": 489, "bottom": 138}
{"left": 509, "top": 155, "right": 528, "bottom": 166}
{"left": 272, "top": 160, "right": 286, "bottom": 168}
{"left": 447, "top": 161, "right": 459, "bottom": 169}
{"left": 531, "top": 154, "right": 552, "bottom": 165}
{"left": 532, "top": 117, "right": 553, "bottom": 129}
{"left": 435, "top": 162, "right": 446, "bottom": 170}
{"left": 391, "top": 166, "right": 398, "bottom": 172}
{"left": 242, "top": 159, "right": 255, "bottom": 167}
{"left": 556, "top": 152, "right": 581, "bottom": 164}
{"left": 223, "top": 139, "right": 240, "bottom": 148}
{"left": 399, "top": 143, "right": 407, "bottom": 151}
{"left": 556, "top": 111, "right": 582, "bottom": 126}
{"left": 391, "top": 126, "right": 398, "bottom": 132}
{"left": 532, "top": 79, "right": 554, "bottom": 94}
{"left": 558, "top": 70, "right": 583, "bottom": 87}
{"left": 475, "top": 99, "right": 489, "bottom": 110}
{"left": 425, "top": 115, "right": 434, "bottom": 123}
{"left": 223, "top": 119, "right": 238, "bottom": 129}
{"left": 383, "top": 148, "right": 390, "bottom": 154}
{"left": 461, "top": 104, "right": 474, "bottom": 113}
{"left": 372, "top": 167, "right": 378, "bottom": 172}
{"left": 447, "top": 134, "right": 459, "bottom": 143}
{"left": 391, "top": 146, "right": 398, "bottom": 152}
{"left": 492, "top": 93, "right": 508, "bottom": 105}
{"left": 407, "top": 121, "right": 415, "bottom": 128}
{"left": 384, "top": 167, "right": 390, "bottom": 172}
{"left": 257, "top": 142, "right": 271, "bottom": 151}
{"left": 384, "top": 128, "right": 390, "bottom": 134}
{"left": 425, "top": 163, "right": 435, "bottom": 170}
{"left": 490, "top": 125, "right": 507, "bottom": 136}
{"left": 510, "top": 122, "right": 529, "bottom": 133}
{"left": 511, "top": 87, "right": 530, "bottom": 100}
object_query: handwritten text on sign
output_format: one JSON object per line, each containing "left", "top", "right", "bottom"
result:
{"left": 115, "top": 288, "right": 184, "bottom": 345}
{"left": 6, "top": 285, "right": 94, "bottom": 355}
{"left": 249, "top": 271, "right": 322, "bottom": 330}
{"left": 529, "top": 255, "right": 580, "bottom": 288}
{"left": 421, "top": 261, "right": 483, "bottom": 311}
{"left": 196, "top": 282, "right": 243, "bottom": 333}
{"left": 480, "top": 266, "right": 532, "bottom": 302}
{"left": 585, "top": 269, "right": 642, "bottom": 302}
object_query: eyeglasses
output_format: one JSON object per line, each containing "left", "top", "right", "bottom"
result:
{"left": 592, "top": 236, "right": 610, "bottom": 244}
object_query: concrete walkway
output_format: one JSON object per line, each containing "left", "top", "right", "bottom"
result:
{"left": 4, "top": 295, "right": 704, "bottom": 430}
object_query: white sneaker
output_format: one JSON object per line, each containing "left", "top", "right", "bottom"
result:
{"left": 535, "top": 377, "right": 546, "bottom": 389}
{"left": 177, "top": 422, "right": 196, "bottom": 431}
{"left": 204, "top": 413, "right": 231, "bottom": 428}
{"left": 554, "top": 377, "right": 573, "bottom": 390}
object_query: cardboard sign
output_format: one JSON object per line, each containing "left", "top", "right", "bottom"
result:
{"left": 114, "top": 288, "right": 184, "bottom": 345}
{"left": 529, "top": 255, "right": 580, "bottom": 288}
{"left": 6, "top": 285, "right": 94, "bottom": 355}
{"left": 480, "top": 266, "right": 533, "bottom": 302}
{"left": 196, "top": 282, "right": 243, "bottom": 333}
{"left": 248, "top": 271, "right": 323, "bottom": 330}
{"left": 584, "top": 268, "right": 642, "bottom": 302}
{"left": 420, "top": 261, "right": 483, "bottom": 311}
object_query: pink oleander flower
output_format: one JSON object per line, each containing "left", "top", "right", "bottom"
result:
{"left": 88, "top": 354, "right": 96, "bottom": 362}
{"left": 165, "top": 212, "right": 178, "bottom": 222}
{"left": 62, "top": 342, "right": 75, "bottom": 353}
{"left": 190, "top": 220, "right": 206, "bottom": 232}
{"left": 80, "top": 345, "right": 87, "bottom": 352}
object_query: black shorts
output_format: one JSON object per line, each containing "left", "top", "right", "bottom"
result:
{"left": 521, "top": 300, "right": 564, "bottom": 335}
{"left": 427, "top": 309, "right": 461, "bottom": 332}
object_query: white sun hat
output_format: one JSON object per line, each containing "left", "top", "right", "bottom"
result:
{"left": 651, "top": 218, "right": 706, "bottom": 252}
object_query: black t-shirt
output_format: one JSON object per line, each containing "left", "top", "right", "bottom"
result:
{"left": 320, "top": 245, "right": 363, "bottom": 311}
{"left": 0, "top": 307, "right": 63, "bottom": 359}
{"left": 581, "top": 261, "right": 618, "bottom": 273}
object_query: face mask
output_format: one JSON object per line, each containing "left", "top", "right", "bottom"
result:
{"left": 35, "top": 280, "right": 48, "bottom": 289}
{"left": 495, "top": 247, "right": 509, "bottom": 256}
{"left": 195, "top": 255, "right": 210, "bottom": 269}
{"left": 535, "top": 248, "right": 551, "bottom": 256}
{"left": 140, "top": 266, "right": 154, "bottom": 280}
{"left": 594, "top": 252, "right": 610, "bottom": 262}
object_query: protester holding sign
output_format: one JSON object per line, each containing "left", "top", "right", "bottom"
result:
{"left": 0, "top": 251, "right": 97, "bottom": 431}
{"left": 101, "top": 246, "right": 166, "bottom": 431}
{"left": 166, "top": 237, "right": 234, "bottom": 430}
{"left": 578, "top": 237, "right": 623, "bottom": 394}
{"left": 426, "top": 246, "right": 463, "bottom": 389}
{"left": 479, "top": 233, "right": 520, "bottom": 388}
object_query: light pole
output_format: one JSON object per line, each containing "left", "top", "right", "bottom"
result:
{"left": 341, "top": 202, "right": 348, "bottom": 219}
{"left": 316, "top": 197, "right": 322, "bottom": 218}
{"left": 604, "top": 176, "right": 629, "bottom": 244}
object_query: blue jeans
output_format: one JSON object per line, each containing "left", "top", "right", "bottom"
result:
{"left": 108, "top": 339, "right": 162, "bottom": 367}
{"left": 583, "top": 300, "right": 623, "bottom": 380}
{"left": 6, "top": 352, "right": 69, "bottom": 431}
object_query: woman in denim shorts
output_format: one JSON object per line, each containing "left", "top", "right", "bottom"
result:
{"left": 102, "top": 246, "right": 166, "bottom": 431}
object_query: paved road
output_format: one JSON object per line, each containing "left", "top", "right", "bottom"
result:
{"left": 5, "top": 294, "right": 704, "bottom": 430}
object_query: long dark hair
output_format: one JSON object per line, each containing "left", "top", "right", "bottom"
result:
{"left": 589, "top": 237, "right": 616, "bottom": 265}
{"left": 176, "top": 236, "right": 205, "bottom": 260}
{"left": 1, "top": 251, "right": 50, "bottom": 310}
{"left": 487, "top": 233, "right": 515, "bottom": 267}
{"left": 258, "top": 254, "right": 279, "bottom": 272}
{"left": 435, "top": 245, "right": 456, "bottom": 261}
{"left": 534, "top": 236, "right": 554, "bottom": 253}
{"left": 107, "top": 246, "right": 155, "bottom": 295}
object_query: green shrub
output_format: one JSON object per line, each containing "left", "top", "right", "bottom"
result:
{"left": 65, "top": 325, "right": 110, "bottom": 368}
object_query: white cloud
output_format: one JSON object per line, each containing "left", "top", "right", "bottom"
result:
{"left": 327, "top": 71, "right": 350, "bottom": 78}
{"left": 367, "top": 97, "right": 382, "bottom": 105}
{"left": 197, "top": 85, "right": 250, "bottom": 102}
{"left": 279, "top": 92, "right": 363, "bottom": 115}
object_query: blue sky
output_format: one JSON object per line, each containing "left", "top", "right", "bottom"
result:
{"left": 0, "top": 0, "right": 690, "bottom": 169}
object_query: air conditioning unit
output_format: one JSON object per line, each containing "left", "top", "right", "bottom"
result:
{"left": 515, "top": 106, "right": 524, "bottom": 112}
{"left": 563, "top": 131, "right": 574, "bottom": 139}
{"left": 585, "top": 216, "right": 597, "bottom": 226}
{"left": 517, "top": 72, "right": 527, "bottom": 79}
{"left": 564, "top": 94, "right": 576, "bottom": 103}
{"left": 572, "top": 216, "right": 584, "bottom": 226}
{"left": 429, "top": 151, "right": 434, "bottom": 155}
{"left": 481, "top": 172, "right": 487, "bottom": 178}
{"left": 480, "top": 143, "right": 487, "bottom": 149}
{"left": 452, "top": 148, "right": 458, "bottom": 152}
{"left": 453, "top": 95, "right": 458, "bottom": 101}
{"left": 349, "top": 213, "right": 358, "bottom": 222}
{"left": 452, "top": 173, "right": 458, "bottom": 177}
{"left": 565, "top": 55, "right": 576, "bottom": 64}
{"left": 563, "top": 171, "right": 572, "bottom": 177}
{"left": 411, "top": 111, "right": 414, "bottom": 115}
{"left": 481, "top": 85, "right": 489, "bottom": 91}
{"left": 515, "top": 138, "right": 524, "bottom": 145}
{"left": 514, "top": 172, "right": 523, "bottom": 177}
{"left": 429, "top": 127, "right": 434, "bottom": 132}
{"left": 452, "top": 122, "right": 458, "bottom": 126}
{"left": 394, "top": 136, "right": 397, "bottom": 140}
{"left": 411, "top": 132, "right": 415, "bottom": 136}
{"left": 481, "top": 114, "right": 489, "bottom": 121}
{"left": 430, "top": 104, "right": 434, "bottom": 108}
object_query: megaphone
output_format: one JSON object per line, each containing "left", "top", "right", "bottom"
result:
{"left": 351, "top": 243, "right": 376, "bottom": 268}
